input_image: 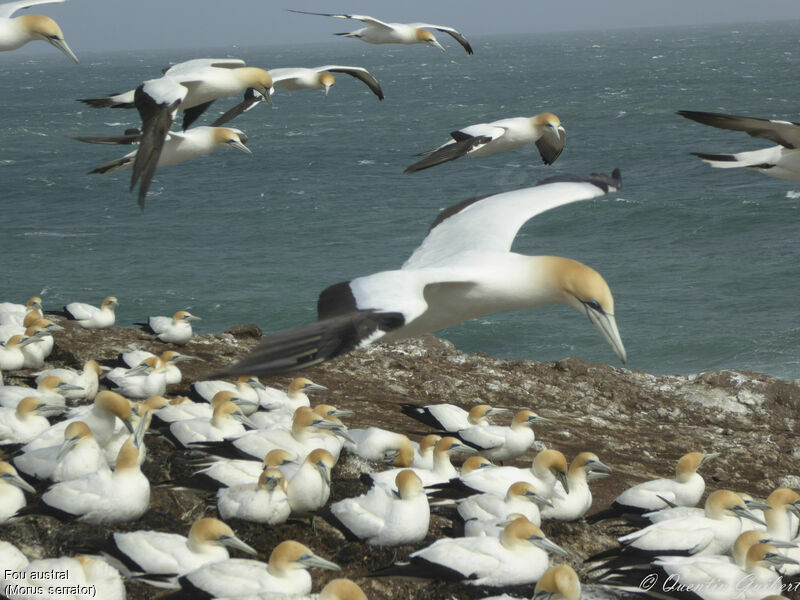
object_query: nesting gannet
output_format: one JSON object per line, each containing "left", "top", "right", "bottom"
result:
{"left": 588, "top": 490, "right": 766, "bottom": 568}
{"left": 678, "top": 109, "right": 800, "bottom": 180}
{"left": 0, "top": 375, "right": 80, "bottom": 408}
{"left": 111, "top": 517, "right": 255, "bottom": 577}
{"left": 79, "top": 127, "right": 252, "bottom": 207}
{"left": 428, "top": 448, "right": 570, "bottom": 501}
{"left": 107, "top": 355, "right": 168, "bottom": 398}
{"left": 119, "top": 349, "right": 194, "bottom": 385}
{"left": 457, "top": 409, "right": 552, "bottom": 462}
{"left": 186, "top": 448, "right": 297, "bottom": 493}
{"left": 0, "top": 0, "right": 77, "bottom": 62}
{"left": 373, "top": 515, "right": 566, "bottom": 586}
{"left": 176, "top": 540, "right": 340, "bottom": 597}
{"left": 0, "top": 461, "right": 36, "bottom": 522}
{"left": 14, "top": 421, "right": 108, "bottom": 482}
{"left": 284, "top": 448, "right": 335, "bottom": 515}
{"left": 587, "top": 451, "right": 719, "bottom": 523}
{"left": 412, "top": 434, "right": 442, "bottom": 470}
{"left": 22, "top": 390, "right": 134, "bottom": 451}
{"left": 37, "top": 433, "right": 149, "bottom": 523}
{"left": 33, "top": 359, "right": 103, "bottom": 401}
{"left": 191, "top": 374, "right": 265, "bottom": 412}
{"left": 540, "top": 451, "right": 611, "bottom": 521}
{"left": 0, "top": 295, "right": 42, "bottom": 322}
{"left": 269, "top": 65, "right": 383, "bottom": 100}
{"left": 368, "top": 436, "right": 477, "bottom": 489}
{"left": 326, "top": 469, "right": 429, "bottom": 545}
{"left": 222, "top": 170, "right": 625, "bottom": 378}
{"left": 256, "top": 377, "right": 327, "bottom": 412}
{"left": 0, "top": 396, "right": 63, "bottom": 444}
{"left": 405, "top": 113, "right": 565, "bottom": 173}
{"left": 457, "top": 481, "right": 550, "bottom": 535}
{"left": 0, "top": 334, "right": 38, "bottom": 370}
{"left": 137, "top": 309, "right": 202, "bottom": 344}
{"left": 64, "top": 295, "right": 118, "bottom": 328}
{"left": 168, "top": 394, "right": 255, "bottom": 448}
{"left": 217, "top": 467, "right": 292, "bottom": 524}
{"left": 287, "top": 10, "right": 473, "bottom": 54}
{"left": 342, "top": 426, "right": 413, "bottom": 464}
{"left": 401, "top": 402, "right": 509, "bottom": 432}
{"left": 79, "top": 59, "right": 272, "bottom": 208}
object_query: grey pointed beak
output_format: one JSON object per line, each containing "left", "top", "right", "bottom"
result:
{"left": 48, "top": 37, "right": 79, "bottom": 64}
{"left": 700, "top": 452, "right": 720, "bottom": 466}
{"left": 585, "top": 304, "right": 627, "bottom": 364}
{"left": 326, "top": 408, "right": 354, "bottom": 418}
{"left": 524, "top": 490, "right": 552, "bottom": 508}
{"left": 316, "top": 462, "right": 331, "bottom": 485}
{"left": 732, "top": 505, "right": 766, "bottom": 526}
{"left": 430, "top": 39, "right": 445, "bottom": 52}
{"left": 530, "top": 535, "right": 569, "bottom": 557}
{"left": 57, "top": 435, "right": 80, "bottom": 460}
{"left": 227, "top": 139, "right": 252, "bottom": 155}
{"left": 35, "top": 404, "right": 66, "bottom": 417}
{"left": 219, "top": 535, "right": 257, "bottom": 555}
{"left": 554, "top": 470, "right": 570, "bottom": 495}
{"left": 745, "top": 499, "right": 772, "bottom": 512}
{"left": 304, "top": 383, "right": 328, "bottom": 392}
{"left": 486, "top": 407, "right": 509, "bottom": 417}
{"left": 587, "top": 459, "right": 612, "bottom": 474}
{"left": 57, "top": 383, "right": 84, "bottom": 392}
{"left": 298, "top": 553, "right": 340, "bottom": 571}
{"left": 233, "top": 411, "right": 258, "bottom": 429}
{"left": 4, "top": 472, "right": 36, "bottom": 494}
{"left": 247, "top": 379, "right": 266, "bottom": 390}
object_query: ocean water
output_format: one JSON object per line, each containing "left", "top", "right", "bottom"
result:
{"left": 1, "top": 21, "right": 798, "bottom": 380}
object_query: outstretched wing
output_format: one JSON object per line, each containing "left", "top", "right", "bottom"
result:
{"left": 0, "top": 0, "right": 65, "bottom": 19}
{"left": 162, "top": 58, "right": 245, "bottom": 78}
{"left": 678, "top": 110, "right": 800, "bottom": 149}
{"left": 410, "top": 23, "right": 473, "bottom": 54}
{"left": 317, "top": 65, "right": 384, "bottom": 100}
{"left": 405, "top": 124, "right": 504, "bottom": 173}
{"left": 286, "top": 9, "right": 395, "bottom": 30}
{"left": 403, "top": 170, "right": 622, "bottom": 269}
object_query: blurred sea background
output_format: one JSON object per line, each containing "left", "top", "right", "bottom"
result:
{"left": 1, "top": 20, "right": 798, "bottom": 379}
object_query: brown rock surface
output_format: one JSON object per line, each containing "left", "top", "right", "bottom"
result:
{"left": 2, "top": 319, "right": 799, "bottom": 599}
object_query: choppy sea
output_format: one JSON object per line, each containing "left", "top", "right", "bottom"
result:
{"left": 1, "top": 21, "right": 798, "bottom": 379}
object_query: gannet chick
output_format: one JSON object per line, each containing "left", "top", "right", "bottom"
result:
{"left": 373, "top": 515, "right": 566, "bottom": 586}
{"left": 107, "top": 356, "right": 168, "bottom": 399}
{"left": 14, "top": 421, "right": 108, "bottom": 482}
{"left": 64, "top": 296, "right": 118, "bottom": 328}
{"left": 457, "top": 409, "right": 552, "bottom": 462}
{"left": 406, "top": 113, "right": 565, "bottom": 173}
{"left": 0, "top": 460, "right": 35, "bottom": 522}
{"left": 401, "top": 402, "right": 509, "bottom": 432}
{"left": 0, "top": 334, "right": 38, "bottom": 371}
{"left": 0, "top": 0, "right": 78, "bottom": 62}
{"left": 22, "top": 390, "right": 133, "bottom": 452}
{"left": 368, "top": 436, "right": 478, "bottom": 489}
{"left": 177, "top": 540, "right": 340, "bottom": 597}
{"left": 679, "top": 110, "right": 800, "bottom": 180}
{"left": 287, "top": 10, "right": 473, "bottom": 54}
{"left": 111, "top": 517, "right": 255, "bottom": 577}
{"left": 33, "top": 359, "right": 103, "bottom": 401}
{"left": 38, "top": 434, "right": 149, "bottom": 523}
{"left": 221, "top": 171, "right": 625, "bottom": 378}
{"left": 269, "top": 65, "right": 383, "bottom": 99}
{"left": 540, "top": 451, "right": 611, "bottom": 521}
{"left": 217, "top": 467, "right": 291, "bottom": 524}
{"left": 0, "top": 396, "right": 63, "bottom": 444}
{"left": 326, "top": 469, "right": 429, "bottom": 545}
{"left": 587, "top": 451, "right": 719, "bottom": 523}
{"left": 256, "top": 377, "right": 327, "bottom": 412}
{"left": 458, "top": 481, "right": 550, "bottom": 535}
{"left": 428, "top": 448, "right": 570, "bottom": 501}
{"left": 284, "top": 448, "right": 335, "bottom": 515}
{"left": 0, "top": 374, "right": 81, "bottom": 409}
{"left": 169, "top": 394, "right": 255, "bottom": 448}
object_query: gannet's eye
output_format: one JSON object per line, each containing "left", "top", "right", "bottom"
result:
{"left": 585, "top": 300, "right": 602, "bottom": 312}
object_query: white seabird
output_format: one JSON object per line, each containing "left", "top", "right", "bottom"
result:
{"left": 121, "top": 349, "right": 195, "bottom": 385}
{"left": 269, "top": 65, "right": 383, "bottom": 100}
{"left": 368, "top": 436, "right": 477, "bottom": 489}
{"left": 111, "top": 516, "right": 255, "bottom": 577}
{"left": 0, "top": 396, "right": 63, "bottom": 444}
{"left": 222, "top": 170, "right": 625, "bottom": 378}
{"left": 0, "top": 334, "right": 38, "bottom": 371}
{"left": 456, "top": 409, "right": 551, "bottom": 462}
{"left": 0, "top": 0, "right": 78, "bottom": 62}
{"left": 0, "top": 374, "right": 80, "bottom": 408}
{"left": 168, "top": 393, "right": 255, "bottom": 448}
{"left": 401, "top": 402, "right": 509, "bottom": 432}
{"left": 79, "top": 58, "right": 273, "bottom": 208}
{"left": 0, "top": 295, "right": 42, "bottom": 323}
{"left": 5, "top": 555, "right": 125, "bottom": 600}
{"left": 586, "top": 451, "right": 719, "bottom": 523}
{"left": 405, "top": 113, "right": 565, "bottom": 173}
{"left": 287, "top": 10, "right": 473, "bottom": 54}
{"left": 255, "top": 377, "right": 327, "bottom": 412}
{"left": 175, "top": 540, "right": 340, "bottom": 597}
{"left": 326, "top": 469, "right": 430, "bottom": 545}
{"left": 217, "top": 467, "right": 292, "bottom": 525}
{"left": 457, "top": 480, "right": 551, "bottom": 534}
{"left": 14, "top": 420, "right": 108, "bottom": 482}
{"left": 679, "top": 109, "right": 800, "bottom": 180}
{"left": 0, "top": 460, "right": 36, "bottom": 523}
{"left": 540, "top": 451, "right": 612, "bottom": 521}
{"left": 107, "top": 355, "right": 168, "bottom": 399}
{"left": 412, "top": 433, "right": 442, "bottom": 470}
{"left": 189, "top": 448, "right": 297, "bottom": 491}
{"left": 64, "top": 295, "right": 118, "bottom": 328}
{"left": 139, "top": 309, "right": 202, "bottom": 344}
{"left": 284, "top": 448, "right": 336, "bottom": 515}
{"left": 372, "top": 515, "right": 566, "bottom": 586}
{"left": 33, "top": 359, "right": 103, "bottom": 401}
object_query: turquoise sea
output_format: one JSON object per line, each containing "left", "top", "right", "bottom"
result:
{"left": 1, "top": 21, "right": 798, "bottom": 379}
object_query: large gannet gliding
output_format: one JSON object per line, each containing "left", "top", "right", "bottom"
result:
{"left": 221, "top": 170, "right": 625, "bottom": 378}
{"left": 678, "top": 110, "right": 800, "bottom": 180}
{"left": 269, "top": 65, "right": 384, "bottom": 100}
{"left": 0, "top": 0, "right": 78, "bottom": 63}
{"left": 405, "top": 113, "right": 566, "bottom": 173}
{"left": 287, "top": 10, "right": 473, "bottom": 54}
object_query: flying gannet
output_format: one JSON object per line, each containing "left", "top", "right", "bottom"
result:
{"left": 287, "top": 10, "right": 473, "bottom": 54}
{"left": 221, "top": 170, "right": 625, "bottom": 378}
{"left": 0, "top": 0, "right": 77, "bottom": 62}
{"left": 679, "top": 110, "right": 800, "bottom": 180}
{"left": 270, "top": 65, "right": 384, "bottom": 100}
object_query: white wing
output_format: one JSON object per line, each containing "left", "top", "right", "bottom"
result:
{"left": 0, "top": 0, "right": 65, "bottom": 19}
{"left": 286, "top": 10, "right": 395, "bottom": 30}
{"left": 147, "top": 315, "right": 172, "bottom": 333}
{"left": 403, "top": 171, "right": 621, "bottom": 270}
{"left": 64, "top": 302, "right": 99, "bottom": 321}
{"left": 121, "top": 350, "right": 156, "bottom": 368}
{"left": 163, "top": 58, "right": 246, "bottom": 78}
